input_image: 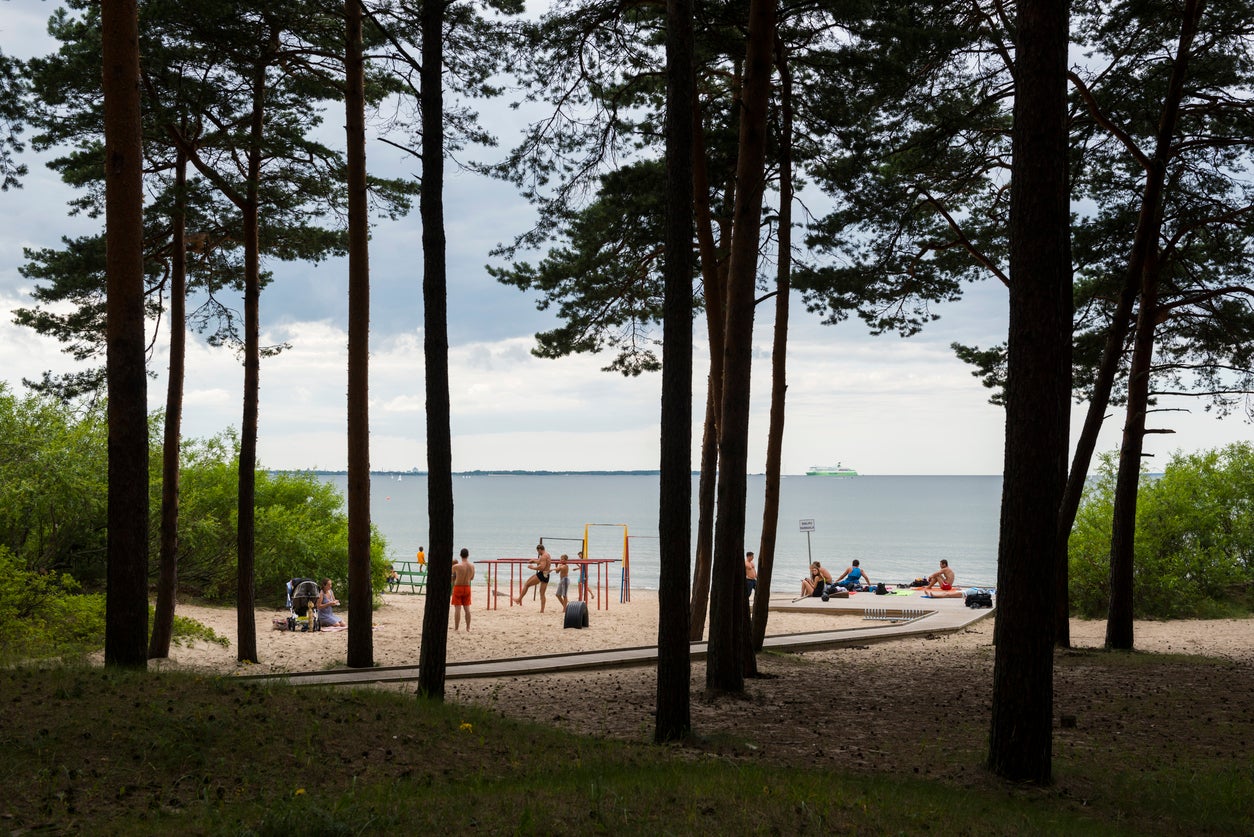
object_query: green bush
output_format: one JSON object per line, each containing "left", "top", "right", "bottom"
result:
{"left": 0, "top": 547, "right": 105, "bottom": 664}
{"left": 0, "top": 386, "right": 108, "bottom": 582}
{"left": 1069, "top": 444, "right": 1254, "bottom": 618}
{"left": 0, "top": 387, "right": 388, "bottom": 607}
{"left": 170, "top": 432, "right": 390, "bottom": 605}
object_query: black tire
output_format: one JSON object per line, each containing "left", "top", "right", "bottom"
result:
{"left": 564, "top": 600, "right": 589, "bottom": 629}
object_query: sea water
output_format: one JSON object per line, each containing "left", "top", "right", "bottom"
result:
{"left": 322, "top": 473, "right": 1003, "bottom": 590}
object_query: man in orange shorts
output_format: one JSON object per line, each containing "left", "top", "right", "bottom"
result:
{"left": 451, "top": 548, "right": 475, "bottom": 631}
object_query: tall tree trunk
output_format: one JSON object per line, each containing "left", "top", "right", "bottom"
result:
{"left": 149, "top": 150, "right": 189, "bottom": 660}
{"left": 655, "top": 0, "right": 695, "bottom": 743}
{"left": 1053, "top": 272, "right": 1136, "bottom": 647}
{"left": 752, "top": 39, "right": 793, "bottom": 652}
{"left": 236, "top": 57, "right": 269, "bottom": 666}
{"left": 987, "top": 0, "right": 1070, "bottom": 784}
{"left": 689, "top": 381, "right": 717, "bottom": 640}
{"left": 102, "top": 0, "right": 149, "bottom": 669}
{"left": 1105, "top": 284, "right": 1158, "bottom": 649}
{"left": 345, "top": 0, "right": 373, "bottom": 669}
{"left": 706, "top": 0, "right": 775, "bottom": 693}
{"left": 417, "top": 0, "right": 454, "bottom": 700}
{"left": 687, "top": 114, "right": 727, "bottom": 641}
{"left": 1104, "top": 0, "right": 1204, "bottom": 651}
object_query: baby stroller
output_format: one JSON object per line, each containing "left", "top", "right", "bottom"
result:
{"left": 285, "top": 577, "right": 322, "bottom": 632}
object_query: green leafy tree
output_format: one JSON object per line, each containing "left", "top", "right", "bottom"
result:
{"left": 171, "top": 431, "right": 391, "bottom": 604}
{"left": 0, "top": 385, "right": 109, "bottom": 579}
{"left": 487, "top": 0, "right": 848, "bottom": 650}
{"left": 0, "top": 548, "right": 105, "bottom": 666}
{"left": 141, "top": 0, "right": 411, "bottom": 663}
{"left": 1070, "top": 445, "right": 1254, "bottom": 618}
{"left": 0, "top": 48, "right": 28, "bottom": 190}
{"left": 798, "top": 0, "right": 1254, "bottom": 649}
{"left": 705, "top": 0, "right": 776, "bottom": 693}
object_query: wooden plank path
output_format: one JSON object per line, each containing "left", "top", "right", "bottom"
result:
{"left": 236, "top": 593, "right": 994, "bottom": 688}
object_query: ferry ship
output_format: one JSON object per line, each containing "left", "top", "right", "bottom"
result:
{"left": 805, "top": 463, "right": 858, "bottom": 477}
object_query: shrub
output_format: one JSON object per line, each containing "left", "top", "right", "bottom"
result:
{"left": 172, "top": 432, "right": 390, "bottom": 605}
{"left": 0, "top": 386, "right": 108, "bottom": 582}
{"left": 0, "top": 547, "right": 105, "bottom": 664}
{"left": 1069, "top": 444, "right": 1254, "bottom": 618}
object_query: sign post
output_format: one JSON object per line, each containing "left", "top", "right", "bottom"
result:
{"left": 799, "top": 518, "right": 815, "bottom": 564}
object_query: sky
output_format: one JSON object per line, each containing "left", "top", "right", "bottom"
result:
{"left": 1, "top": 1, "right": 1249, "bottom": 476}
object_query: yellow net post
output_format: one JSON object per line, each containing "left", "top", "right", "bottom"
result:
{"left": 583, "top": 523, "right": 630, "bottom": 604}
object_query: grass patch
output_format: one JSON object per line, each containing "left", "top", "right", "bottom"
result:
{"left": 2, "top": 661, "right": 1251, "bottom": 835}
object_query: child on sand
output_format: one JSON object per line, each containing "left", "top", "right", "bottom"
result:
{"left": 554, "top": 555, "right": 571, "bottom": 609}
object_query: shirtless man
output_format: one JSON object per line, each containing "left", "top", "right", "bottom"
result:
{"left": 923, "top": 558, "right": 955, "bottom": 591}
{"left": 512, "top": 544, "right": 553, "bottom": 611}
{"left": 745, "top": 551, "right": 758, "bottom": 599}
{"left": 451, "top": 548, "right": 475, "bottom": 631}
{"left": 554, "top": 555, "right": 571, "bottom": 609}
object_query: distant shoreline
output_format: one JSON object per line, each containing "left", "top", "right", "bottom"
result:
{"left": 280, "top": 470, "right": 1006, "bottom": 477}
{"left": 279, "top": 469, "right": 670, "bottom": 477}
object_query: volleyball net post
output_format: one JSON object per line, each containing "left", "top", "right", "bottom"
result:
{"left": 583, "top": 523, "right": 630, "bottom": 604}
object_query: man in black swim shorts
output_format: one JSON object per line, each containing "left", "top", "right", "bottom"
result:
{"left": 512, "top": 543, "right": 554, "bottom": 612}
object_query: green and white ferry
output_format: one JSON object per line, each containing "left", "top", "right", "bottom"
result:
{"left": 805, "top": 463, "right": 858, "bottom": 477}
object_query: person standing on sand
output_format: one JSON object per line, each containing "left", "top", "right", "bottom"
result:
{"left": 451, "top": 548, "right": 474, "bottom": 631}
{"left": 512, "top": 544, "right": 553, "bottom": 610}
{"left": 554, "top": 555, "right": 571, "bottom": 609}
{"left": 576, "top": 550, "right": 588, "bottom": 600}
{"left": 923, "top": 558, "right": 955, "bottom": 591}
{"left": 745, "top": 551, "right": 757, "bottom": 599}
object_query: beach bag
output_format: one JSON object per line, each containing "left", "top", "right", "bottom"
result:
{"left": 965, "top": 589, "right": 993, "bottom": 609}
{"left": 875, "top": 582, "right": 888, "bottom": 595}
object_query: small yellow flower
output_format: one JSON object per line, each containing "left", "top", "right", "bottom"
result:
{"left": 459, "top": 722, "right": 474, "bottom": 733}
{"left": 294, "top": 788, "right": 306, "bottom": 796}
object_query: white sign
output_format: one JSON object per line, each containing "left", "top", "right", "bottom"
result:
{"left": 799, "top": 518, "right": 815, "bottom": 532}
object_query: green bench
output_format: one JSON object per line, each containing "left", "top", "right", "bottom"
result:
{"left": 389, "top": 560, "right": 427, "bottom": 594}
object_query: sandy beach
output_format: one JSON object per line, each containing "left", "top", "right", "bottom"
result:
{"left": 150, "top": 588, "right": 1254, "bottom": 676}
{"left": 152, "top": 589, "right": 863, "bottom": 675}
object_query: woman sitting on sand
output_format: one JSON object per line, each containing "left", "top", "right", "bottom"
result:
{"left": 317, "top": 578, "right": 346, "bottom": 627}
{"left": 801, "top": 562, "right": 832, "bottom": 597}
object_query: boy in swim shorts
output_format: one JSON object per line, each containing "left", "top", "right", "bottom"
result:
{"left": 451, "top": 548, "right": 475, "bottom": 631}
{"left": 554, "top": 555, "right": 571, "bottom": 608}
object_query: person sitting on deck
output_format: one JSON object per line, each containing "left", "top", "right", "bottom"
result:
{"left": 833, "top": 559, "right": 869, "bottom": 592}
{"left": 922, "top": 558, "right": 955, "bottom": 591}
{"left": 801, "top": 562, "right": 832, "bottom": 597}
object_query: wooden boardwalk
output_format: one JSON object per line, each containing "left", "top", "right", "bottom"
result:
{"left": 237, "top": 591, "right": 994, "bottom": 688}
